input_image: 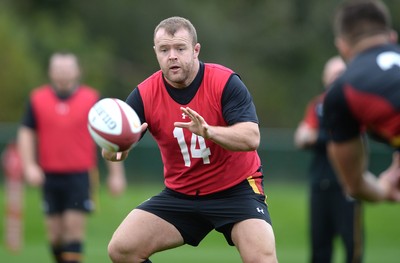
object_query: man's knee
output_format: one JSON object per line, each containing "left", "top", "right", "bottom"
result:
{"left": 108, "top": 237, "right": 150, "bottom": 263}
{"left": 108, "top": 238, "right": 134, "bottom": 263}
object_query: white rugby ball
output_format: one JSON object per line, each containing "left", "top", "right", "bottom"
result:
{"left": 88, "top": 98, "right": 142, "bottom": 152}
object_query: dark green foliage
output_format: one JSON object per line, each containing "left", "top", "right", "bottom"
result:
{"left": 2, "top": 0, "right": 400, "bottom": 126}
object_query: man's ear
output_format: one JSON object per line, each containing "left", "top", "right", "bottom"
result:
{"left": 193, "top": 43, "right": 201, "bottom": 59}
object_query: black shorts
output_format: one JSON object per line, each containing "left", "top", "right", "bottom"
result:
{"left": 137, "top": 178, "right": 272, "bottom": 246}
{"left": 43, "top": 171, "right": 93, "bottom": 215}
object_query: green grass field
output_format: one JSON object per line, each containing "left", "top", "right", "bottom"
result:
{"left": 1, "top": 182, "right": 399, "bottom": 263}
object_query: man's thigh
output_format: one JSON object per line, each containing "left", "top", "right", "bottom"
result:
{"left": 231, "top": 219, "right": 277, "bottom": 263}
{"left": 109, "top": 209, "right": 184, "bottom": 256}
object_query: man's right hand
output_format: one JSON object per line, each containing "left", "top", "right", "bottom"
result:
{"left": 379, "top": 151, "right": 400, "bottom": 202}
{"left": 24, "top": 163, "right": 44, "bottom": 187}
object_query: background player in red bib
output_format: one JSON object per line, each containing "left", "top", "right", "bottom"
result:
{"left": 295, "top": 56, "right": 364, "bottom": 263}
{"left": 17, "top": 52, "right": 126, "bottom": 263}
{"left": 103, "top": 17, "right": 278, "bottom": 263}
{"left": 324, "top": 0, "right": 400, "bottom": 202}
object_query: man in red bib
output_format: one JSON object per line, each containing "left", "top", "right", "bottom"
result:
{"left": 104, "top": 17, "right": 278, "bottom": 263}
{"left": 17, "top": 52, "right": 126, "bottom": 263}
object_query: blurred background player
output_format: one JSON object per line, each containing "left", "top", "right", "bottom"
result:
{"left": 17, "top": 52, "right": 126, "bottom": 263}
{"left": 295, "top": 56, "right": 363, "bottom": 263}
{"left": 324, "top": 0, "right": 400, "bottom": 202}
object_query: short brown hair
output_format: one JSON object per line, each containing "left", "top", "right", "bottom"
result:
{"left": 333, "top": 0, "right": 391, "bottom": 44}
{"left": 154, "top": 16, "right": 197, "bottom": 45}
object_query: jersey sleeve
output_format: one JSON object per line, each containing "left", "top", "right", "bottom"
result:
{"left": 323, "top": 82, "right": 361, "bottom": 142}
{"left": 21, "top": 100, "right": 36, "bottom": 129}
{"left": 302, "top": 97, "right": 319, "bottom": 129}
{"left": 125, "top": 87, "right": 148, "bottom": 140}
{"left": 221, "top": 74, "right": 259, "bottom": 125}
{"left": 126, "top": 88, "right": 145, "bottom": 124}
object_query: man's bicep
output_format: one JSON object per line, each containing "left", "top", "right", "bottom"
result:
{"left": 222, "top": 74, "right": 258, "bottom": 125}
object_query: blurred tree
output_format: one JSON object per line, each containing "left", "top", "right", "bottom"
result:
{"left": 0, "top": 4, "right": 42, "bottom": 122}
{"left": 25, "top": 11, "right": 116, "bottom": 95}
{"left": 2, "top": 0, "right": 117, "bottom": 120}
{"left": 2, "top": 0, "right": 400, "bottom": 127}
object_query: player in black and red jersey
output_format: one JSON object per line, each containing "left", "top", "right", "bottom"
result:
{"left": 103, "top": 17, "right": 278, "bottom": 263}
{"left": 295, "top": 56, "right": 363, "bottom": 263}
{"left": 324, "top": 0, "right": 400, "bottom": 202}
{"left": 17, "top": 52, "right": 126, "bottom": 263}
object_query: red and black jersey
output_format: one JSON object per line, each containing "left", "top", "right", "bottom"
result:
{"left": 127, "top": 62, "right": 262, "bottom": 196}
{"left": 324, "top": 44, "right": 400, "bottom": 148}
{"left": 301, "top": 93, "right": 342, "bottom": 190}
{"left": 303, "top": 94, "right": 323, "bottom": 130}
{"left": 22, "top": 85, "right": 99, "bottom": 172}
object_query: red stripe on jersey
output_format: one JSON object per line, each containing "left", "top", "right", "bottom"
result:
{"left": 344, "top": 84, "right": 400, "bottom": 145}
